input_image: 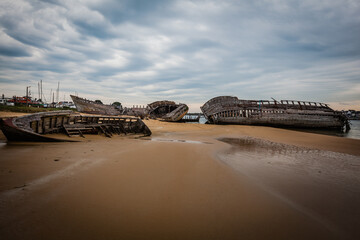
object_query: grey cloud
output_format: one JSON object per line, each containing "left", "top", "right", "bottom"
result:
{"left": 171, "top": 38, "right": 221, "bottom": 54}
{"left": 0, "top": 45, "right": 31, "bottom": 57}
{"left": 0, "top": 22, "right": 50, "bottom": 49}
{"left": 0, "top": 0, "right": 359, "bottom": 110}
{"left": 90, "top": 0, "right": 173, "bottom": 25}
{"left": 70, "top": 19, "right": 115, "bottom": 40}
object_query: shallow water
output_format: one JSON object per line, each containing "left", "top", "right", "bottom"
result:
{"left": 148, "top": 138, "right": 212, "bottom": 144}
{"left": 218, "top": 137, "right": 360, "bottom": 240}
{"left": 288, "top": 120, "right": 360, "bottom": 140}
{"left": 348, "top": 120, "right": 360, "bottom": 139}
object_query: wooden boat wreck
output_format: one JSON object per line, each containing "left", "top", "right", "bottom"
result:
{"left": 0, "top": 111, "right": 151, "bottom": 142}
{"left": 201, "top": 96, "right": 350, "bottom": 131}
{"left": 122, "top": 106, "right": 148, "bottom": 119}
{"left": 147, "top": 101, "right": 189, "bottom": 122}
{"left": 71, "top": 95, "right": 121, "bottom": 115}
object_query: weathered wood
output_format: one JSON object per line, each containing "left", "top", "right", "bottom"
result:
{"left": 201, "top": 96, "right": 350, "bottom": 130}
{"left": 63, "top": 125, "right": 71, "bottom": 137}
{"left": 0, "top": 111, "right": 152, "bottom": 142}
{"left": 78, "top": 129, "right": 84, "bottom": 138}
{"left": 71, "top": 95, "right": 121, "bottom": 115}
{"left": 147, "top": 100, "right": 189, "bottom": 122}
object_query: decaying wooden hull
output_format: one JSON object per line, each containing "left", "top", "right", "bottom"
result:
{"left": 123, "top": 107, "right": 148, "bottom": 119}
{"left": 0, "top": 118, "right": 71, "bottom": 142}
{"left": 71, "top": 95, "right": 121, "bottom": 115}
{"left": 0, "top": 111, "right": 151, "bottom": 142}
{"left": 147, "top": 101, "right": 189, "bottom": 122}
{"left": 201, "top": 96, "right": 350, "bottom": 130}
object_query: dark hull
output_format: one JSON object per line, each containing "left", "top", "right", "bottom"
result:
{"left": 212, "top": 115, "right": 344, "bottom": 129}
{"left": 201, "top": 96, "right": 349, "bottom": 130}
{"left": 0, "top": 118, "right": 70, "bottom": 142}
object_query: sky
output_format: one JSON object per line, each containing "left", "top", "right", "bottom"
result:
{"left": 0, "top": 0, "right": 359, "bottom": 111}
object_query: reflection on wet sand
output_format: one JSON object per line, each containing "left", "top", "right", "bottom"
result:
{"left": 218, "top": 137, "right": 360, "bottom": 239}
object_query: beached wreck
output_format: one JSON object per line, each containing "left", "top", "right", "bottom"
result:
{"left": 71, "top": 95, "right": 121, "bottom": 115}
{"left": 201, "top": 96, "right": 350, "bottom": 131}
{"left": 122, "top": 106, "right": 148, "bottom": 119}
{"left": 147, "top": 100, "right": 189, "bottom": 122}
{"left": 0, "top": 111, "right": 151, "bottom": 142}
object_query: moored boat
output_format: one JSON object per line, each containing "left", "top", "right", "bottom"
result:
{"left": 201, "top": 96, "right": 350, "bottom": 131}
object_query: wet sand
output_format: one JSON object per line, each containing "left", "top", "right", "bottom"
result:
{"left": 218, "top": 137, "right": 360, "bottom": 239}
{"left": 0, "top": 114, "right": 360, "bottom": 239}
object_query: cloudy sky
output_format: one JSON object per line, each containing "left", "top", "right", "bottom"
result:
{"left": 0, "top": 0, "right": 359, "bottom": 111}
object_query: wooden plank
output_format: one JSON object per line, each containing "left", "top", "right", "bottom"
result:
{"left": 78, "top": 130, "right": 84, "bottom": 138}
{"left": 63, "top": 125, "right": 71, "bottom": 137}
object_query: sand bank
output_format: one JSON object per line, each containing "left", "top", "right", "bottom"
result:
{"left": 0, "top": 115, "right": 359, "bottom": 239}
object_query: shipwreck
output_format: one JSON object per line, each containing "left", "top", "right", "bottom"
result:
{"left": 147, "top": 100, "right": 189, "bottom": 122}
{"left": 71, "top": 95, "right": 121, "bottom": 115}
{"left": 201, "top": 96, "right": 350, "bottom": 131}
{"left": 0, "top": 111, "right": 151, "bottom": 142}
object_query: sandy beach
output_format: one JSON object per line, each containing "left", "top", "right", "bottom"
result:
{"left": 1, "top": 112, "right": 360, "bottom": 239}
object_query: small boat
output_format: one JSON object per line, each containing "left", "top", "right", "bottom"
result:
{"left": 0, "top": 111, "right": 151, "bottom": 142}
{"left": 147, "top": 100, "right": 189, "bottom": 122}
{"left": 71, "top": 95, "right": 121, "bottom": 115}
{"left": 201, "top": 96, "right": 350, "bottom": 131}
{"left": 180, "top": 113, "right": 203, "bottom": 123}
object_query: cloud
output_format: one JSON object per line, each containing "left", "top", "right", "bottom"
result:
{"left": 0, "top": 31, "right": 32, "bottom": 57}
{"left": 0, "top": 0, "right": 359, "bottom": 111}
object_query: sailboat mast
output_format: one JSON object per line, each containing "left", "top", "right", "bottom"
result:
{"left": 56, "top": 82, "right": 60, "bottom": 103}
{"left": 40, "top": 80, "right": 43, "bottom": 102}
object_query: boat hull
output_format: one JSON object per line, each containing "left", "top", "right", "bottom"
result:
{"left": 0, "top": 111, "right": 151, "bottom": 142}
{"left": 162, "top": 104, "right": 189, "bottom": 122}
{"left": 147, "top": 101, "right": 189, "bottom": 122}
{"left": 201, "top": 96, "right": 349, "bottom": 130}
{"left": 71, "top": 95, "right": 120, "bottom": 115}
{"left": 0, "top": 118, "right": 70, "bottom": 142}
{"left": 212, "top": 114, "right": 344, "bottom": 129}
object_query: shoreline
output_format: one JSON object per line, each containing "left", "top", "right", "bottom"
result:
{"left": 1, "top": 110, "right": 360, "bottom": 156}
